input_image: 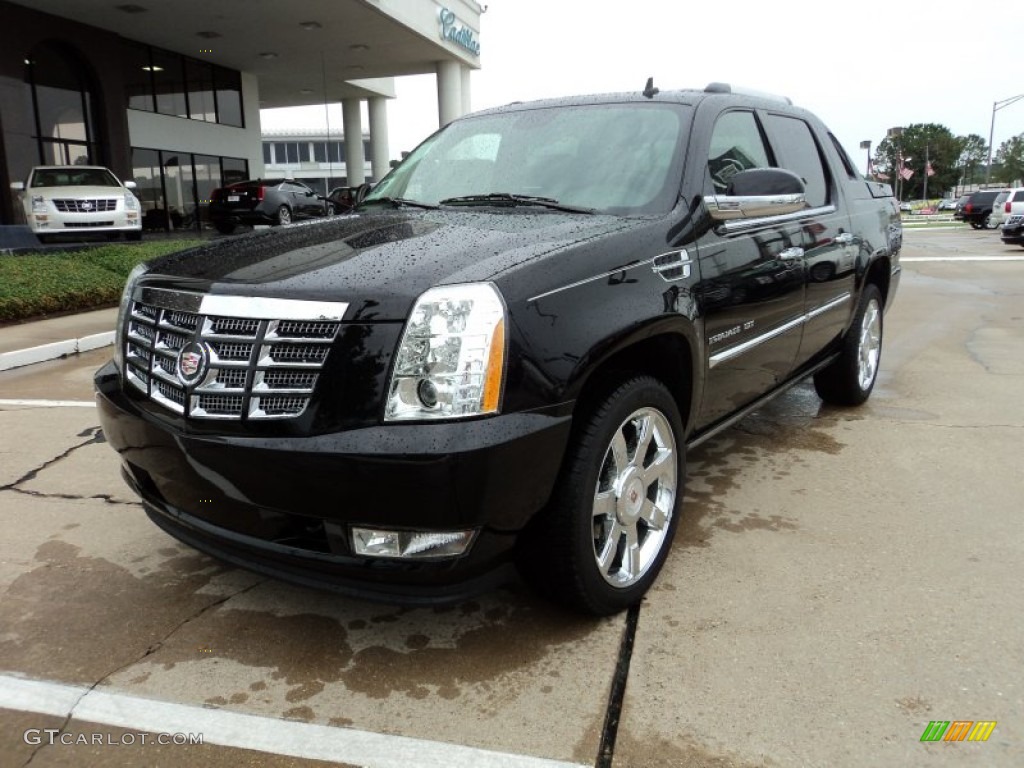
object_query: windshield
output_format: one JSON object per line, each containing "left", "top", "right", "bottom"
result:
{"left": 30, "top": 168, "right": 121, "bottom": 188}
{"left": 366, "top": 103, "right": 690, "bottom": 216}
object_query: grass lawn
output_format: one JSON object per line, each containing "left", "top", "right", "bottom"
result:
{"left": 0, "top": 240, "right": 201, "bottom": 324}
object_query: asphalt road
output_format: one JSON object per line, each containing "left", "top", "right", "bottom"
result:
{"left": 1, "top": 227, "right": 1021, "bottom": 767}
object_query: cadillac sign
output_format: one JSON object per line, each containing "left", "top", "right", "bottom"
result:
{"left": 439, "top": 8, "right": 480, "bottom": 57}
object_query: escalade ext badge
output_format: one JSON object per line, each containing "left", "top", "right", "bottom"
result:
{"left": 95, "top": 85, "right": 901, "bottom": 616}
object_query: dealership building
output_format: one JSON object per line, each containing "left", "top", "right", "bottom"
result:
{"left": 0, "top": 0, "right": 482, "bottom": 229}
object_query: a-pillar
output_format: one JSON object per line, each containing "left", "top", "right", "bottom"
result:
{"left": 342, "top": 98, "right": 365, "bottom": 186}
{"left": 367, "top": 97, "right": 390, "bottom": 182}
{"left": 436, "top": 60, "right": 465, "bottom": 128}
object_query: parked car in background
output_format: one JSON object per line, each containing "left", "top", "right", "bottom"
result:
{"left": 899, "top": 201, "right": 912, "bottom": 213}
{"left": 999, "top": 187, "right": 1024, "bottom": 218}
{"left": 989, "top": 190, "right": 1011, "bottom": 228}
{"left": 937, "top": 198, "right": 957, "bottom": 211}
{"left": 10, "top": 165, "right": 142, "bottom": 242}
{"left": 324, "top": 186, "right": 357, "bottom": 215}
{"left": 960, "top": 189, "right": 1010, "bottom": 229}
{"left": 953, "top": 194, "right": 971, "bottom": 220}
{"left": 1001, "top": 214, "right": 1024, "bottom": 246}
{"left": 209, "top": 178, "right": 327, "bottom": 234}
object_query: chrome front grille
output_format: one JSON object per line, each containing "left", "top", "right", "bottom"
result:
{"left": 123, "top": 290, "right": 347, "bottom": 420}
{"left": 53, "top": 198, "right": 118, "bottom": 212}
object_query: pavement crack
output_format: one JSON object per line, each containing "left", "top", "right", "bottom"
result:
{"left": 1, "top": 428, "right": 103, "bottom": 491}
{"left": 596, "top": 601, "right": 640, "bottom": 768}
{"left": 9, "top": 487, "right": 138, "bottom": 506}
{"left": 16, "top": 577, "right": 265, "bottom": 767}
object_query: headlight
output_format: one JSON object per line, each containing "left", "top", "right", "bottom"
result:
{"left": 124, "top": 192, "right": 140, "bottom": 211}
{"left": 114, "top": 263, "right": 149, "bottom": 370}
{"left": 385, "top": 282, "right": 506, "bottom": 421}
{"left": 31, "top": 195, "right": 47, "bottom": 213}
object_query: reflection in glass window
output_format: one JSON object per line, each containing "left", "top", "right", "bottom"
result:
{"left": 124, "top": 43, "right": 155, "bottom": 112}
{"left": 214, "top": 67, "right": 243, "bottom": 127}
{"left": 132, "top": 147, "right": 165, "bottom": 230}
{"left": 150, "top": 49, "right": 187, "bottom": 118}
{"left": 25, "top": 42, "right": 97, "bottom": 166}
{"left": 186, "top": 59, "right": 215, "bottom": 122}
{"left": 222, "top": 157, "right": 248, "bottom": 186}
{"left": 708, "top": 111, "right": 771, "bottom": 193}
{"left": 765, "top": 114, "right": 829, "bottom": 207}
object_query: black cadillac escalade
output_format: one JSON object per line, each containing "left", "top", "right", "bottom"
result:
{"left": 95, "top": 82, "right": 902, "bottom": 615}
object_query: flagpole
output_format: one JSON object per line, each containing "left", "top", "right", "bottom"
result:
{"left": 923, "top": 143, "right": 929, "bottom": 203}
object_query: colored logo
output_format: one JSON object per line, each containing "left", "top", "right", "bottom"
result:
{"left": 439, "top": 8, "right": 480, "bottom": 56}
{"left": 175, "top": 341, "right": 210, "bottom": 387}
{"left": 920, "top": 721, "right": 997, "bottom": 742}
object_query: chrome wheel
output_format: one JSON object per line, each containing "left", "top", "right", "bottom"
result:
{"left": 277, "top": 205, "right": 292, "bottom": 225}
{"left": 857, "top": 298, "right": 882, "bottom": 391}
{"left": 592, "top": 407, "right": 677, "bottom": 588}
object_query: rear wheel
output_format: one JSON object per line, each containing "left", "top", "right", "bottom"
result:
{"left": 981, "top": 214, "right": 991, "bottom": 229}
{"left": 814, "top": 284, "right": 883, "bottom": 406}
{"left": 276, "top": 205, "right": 292, "bottom": 226}
{"left": 518, "top": 376, "right": 684, "bottom": 615}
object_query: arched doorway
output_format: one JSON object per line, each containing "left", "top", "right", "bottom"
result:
{"left": 24, "top": 41, "right": 101, "bottom": 166}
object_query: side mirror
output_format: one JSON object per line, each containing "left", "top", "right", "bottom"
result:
{"left": 706, "top": 168, "right": 807, "bottom": 222}
{"left": 124, "top": 180, "right": 137, "bottom": 190}
{"left": 10, "top": 181, "right": 24, "bottom": 191}
{"left": 354, "top": 182, "right": 373, "bottom": 204}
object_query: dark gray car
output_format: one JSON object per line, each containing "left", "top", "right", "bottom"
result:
{"left": 209, "top": 178, "right": 327, "bottom": 234}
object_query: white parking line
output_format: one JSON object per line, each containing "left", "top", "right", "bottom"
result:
{"left": 0, "top": 674, "right": 588, "bottom": 768}
{"left": 901, "top": 256, "right": 1024, "bottom": 262}
{"left": 0, "top": 399, "right": 96, "bottom": 408}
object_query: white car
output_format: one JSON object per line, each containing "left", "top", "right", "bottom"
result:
{"left": 10, "top": 165, "right": 142, "bottom": 242}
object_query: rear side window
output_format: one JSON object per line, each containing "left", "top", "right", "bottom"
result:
{"left": 763, "top": 114, "right": 830, "bottom": 208}
{"left": 707, "top": 111, "right": 771, "bottom": 193}
{"left": 1013, "top": 191, "right": 1024, "bottom": 202}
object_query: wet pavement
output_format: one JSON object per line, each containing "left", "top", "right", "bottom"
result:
{"left": 1, "top": 228, "right": 1022, "bottom": 766}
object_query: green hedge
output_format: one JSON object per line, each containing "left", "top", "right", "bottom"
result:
{"left": 0, "top": 241, "right": 201, "bottom": 323}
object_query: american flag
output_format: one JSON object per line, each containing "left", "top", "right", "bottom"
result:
{"left": 926, "top": 161, "right": 935, "bottom": 177}
{"left": 900, "top": 166, "right": 914, "bottom": 180}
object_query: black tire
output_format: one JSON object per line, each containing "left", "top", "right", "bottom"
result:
{"left": 214, "top": 222, "right": 236, "bottom": 235}
{"left": 275, "top": 205, "right": 292, "bottom": 226}
{"left": 517, "top": 376, "right": 685, "bottom": 615}
{"left": 970, "top": 222, "right": 981, "bottom": 230}
{"left": 981, "top": 214, "right": 991, "bottom": 229}
{"left": 813, "top": 284, "right": 883, "bottom": 406}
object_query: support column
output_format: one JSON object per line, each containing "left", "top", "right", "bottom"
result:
{"left": 367, "top": 97, "right": 391, "bottom": 182}
{"left": 461, "top": 66, "right": 472, "bottom": 115}
{"left": 342, "top": 98, "right": 365, "bottom": 186}
{"left": 436, "top": 60, "right": 463, "bottom": 128}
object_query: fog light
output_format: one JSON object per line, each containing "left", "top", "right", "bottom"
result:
{"left": 351, "top": 527, "right": 475, "bottom": 559}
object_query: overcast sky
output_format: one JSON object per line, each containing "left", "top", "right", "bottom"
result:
{"left": 262, "top": 0, "right": 1024, "bottom": 176}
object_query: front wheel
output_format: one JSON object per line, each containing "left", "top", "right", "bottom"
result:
{"left": 276, "top": 205, "right": 292, "bottom": 226}
{"left": 814, "top": 284, "right": 883, "bottom": 406}
{"left": 518, "top": 376, "right": 684, "bottom": 615}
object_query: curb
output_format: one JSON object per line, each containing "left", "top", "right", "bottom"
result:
{"left": 0, "top": 331, "right": 114, "bottom": 372}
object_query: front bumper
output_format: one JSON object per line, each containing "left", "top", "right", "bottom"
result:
{"left": 95, "top": 361, "right": 573, "bottom": 603}
{"left": 29, "top": 211, "right": 140, "bottom": 234}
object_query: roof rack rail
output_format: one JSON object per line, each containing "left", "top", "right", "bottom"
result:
{"left": 704, "top": 82, "right": 792, "bottom": 105}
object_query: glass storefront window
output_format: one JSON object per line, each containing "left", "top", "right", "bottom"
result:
{"left": 262, "top": 143, "right": 271, "bottom": 165}
{"left": 185, "top": 59, "right": 215, "bottom": 122}
{"left": 124, "top": 43, "right": 155, "bottom": 112}
{"left": 192, "top": 154, "right": 219, "bottom": 224}
{"left": 222, "top": 157, "right": 248, "bottom": 186}
{"left": 214, "top": 66, "right": 243, "bottom": 127}
{"left": 150, "top": 49, "right": 187, "bottom": 118}
{"left": 25, "top": 42, "right": 98, "bottom": 167}
{"left": 132, "top": 148, "right": 165, "bottom": 230}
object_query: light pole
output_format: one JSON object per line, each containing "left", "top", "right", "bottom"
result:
{"left": 860, "top": 140, "right": 872, "bottom": 177}
{"left": 888, "top": 127, "right": 903, "bottom": 199}
{"left": 986, "top": 93, "right": 1024, "bottom": 184}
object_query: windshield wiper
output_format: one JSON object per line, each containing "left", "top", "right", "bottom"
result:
{"left": 439, "top": 193, "right": 595, "bottom": 214}
{"left": 359, "top": 196, "right": 438, "bottom": 210}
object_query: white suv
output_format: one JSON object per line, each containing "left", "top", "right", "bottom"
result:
{"left": 992, "top": 187, "right": 1024, "bottom": 228}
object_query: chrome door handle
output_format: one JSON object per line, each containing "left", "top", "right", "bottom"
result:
{"left": 779, "top": 247, "right": 804, "bottom": 261}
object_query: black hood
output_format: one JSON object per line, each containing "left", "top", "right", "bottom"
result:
{"left": 144, "top": 210, "right": 639, "bottom": 321}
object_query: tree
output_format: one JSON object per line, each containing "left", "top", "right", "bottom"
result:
{"left": 995, "top": 134, "right": 1024, "bottom": 185}
{"left": 873, "top": 123, "right": 962, "bottom": 199}
{"left": 957, "top": 134, "right": 988, "bottom": 188}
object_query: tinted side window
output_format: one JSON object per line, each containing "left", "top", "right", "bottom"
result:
{"left": 707, "top": 111, "right": 771, "bottom": 194}
{"left": 764, "top": 114, "right": 829, "bottom": 208}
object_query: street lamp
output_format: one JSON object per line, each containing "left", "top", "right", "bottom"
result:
{"left": 888, "top": 127, "right": 904, "bottom": 199}
{"left": 860, "top": 140, "right": 871, "bottom": 177}
{"left": 986, "top": 93, "right": 1024, "bottom": 184}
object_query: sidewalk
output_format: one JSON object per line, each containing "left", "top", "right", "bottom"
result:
{"left": 0, "top": 307, "right": 118, "bottom": 371}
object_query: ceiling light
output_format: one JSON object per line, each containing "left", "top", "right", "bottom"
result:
{"left": 258, "top": 52, "right": 278, "bottom": 59}
{"left": 299, "top": 21, "right": 322, "bottom": 30}
{"left": 196, "top": 31, "right": 222, "bottom": 39}
{"left": 115, "top": 4, "right": 148, "bottom": 13}
{"left": 141, "top": 65, "right": 164, "bottom": 72}
{"left": 349, "top": 43, "right": 370, "bottom": 51}
{"left": 299, "top": 89, "right": 314, "bottom": 95}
